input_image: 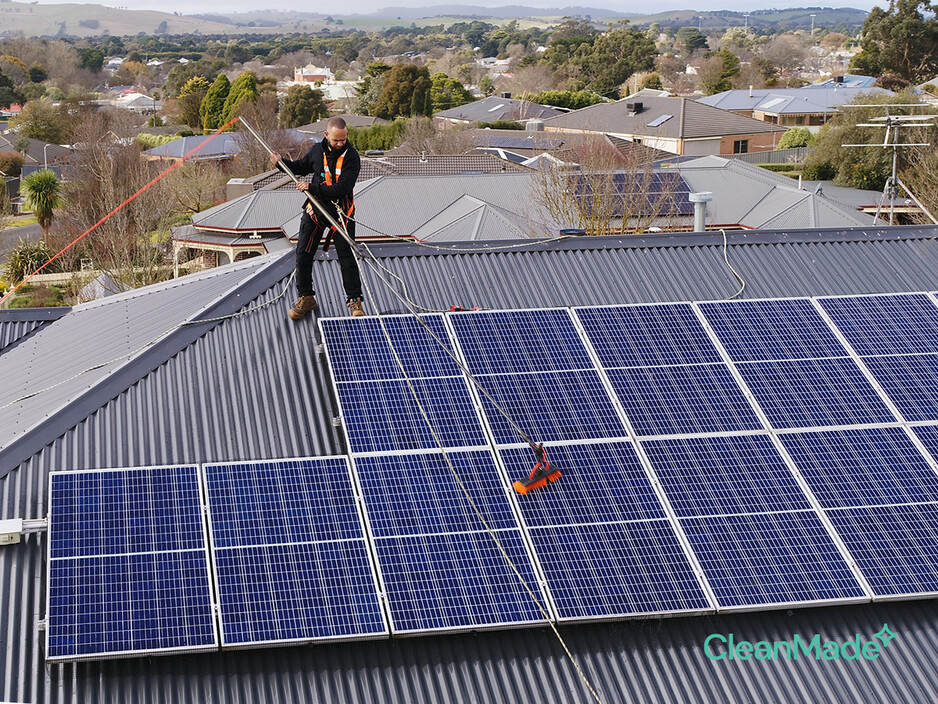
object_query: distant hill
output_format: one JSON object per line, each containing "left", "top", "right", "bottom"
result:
{"left": 0, "top": 1, "right": 868, "bottom": 39}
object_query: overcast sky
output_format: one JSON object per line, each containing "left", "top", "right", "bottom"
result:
{"left": 29, "top": 0, "right": 883, "bottom": 15}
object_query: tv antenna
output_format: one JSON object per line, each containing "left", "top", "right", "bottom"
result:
{"left": 841, "top": 105, "right": 938, "bottom": 226}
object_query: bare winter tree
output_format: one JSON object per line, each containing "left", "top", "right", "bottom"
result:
{"left": 394, "top": 117, "right": 475, "bottom": 155}
{"left": 233, "top": 94, "right": 307, "bottom": 174}
{"left": 529, "top": 132, "right": 685, "bottom": 236}
{"left": 162, "top": 160, "right": 229, "bottom": 215}
{"left": 56, "top": 110, "right": 178, "bottom": 288}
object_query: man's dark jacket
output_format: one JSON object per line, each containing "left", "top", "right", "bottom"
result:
{"left": 279, "top": 137, "right": 361, "bottom": 225}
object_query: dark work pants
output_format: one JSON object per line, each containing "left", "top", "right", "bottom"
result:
{"left": 295, "top": 211, "right": 362, "bottom": 300}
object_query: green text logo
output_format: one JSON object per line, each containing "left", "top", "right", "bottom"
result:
{"left": 705, "top": 624, "right": 897, "bottom": 662}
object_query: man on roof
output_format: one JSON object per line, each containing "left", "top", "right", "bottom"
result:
{"left": 270, "top": 116, "right": 365, "bottom": 319}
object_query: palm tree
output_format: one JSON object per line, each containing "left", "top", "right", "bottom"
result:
{"left": 21, "top": 168, "right": 61, "bottom": 233}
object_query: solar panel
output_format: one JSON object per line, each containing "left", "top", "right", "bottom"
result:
{"left": 204, "top": 457, "right": 387, "bottom": 647}
{"left": 606, "top": 364, "right": 763, "bottom": 436}
{"left": 681, "top": 511, "right": 866, "bottom": 608}
{"left": 862, "top": 354, "right": 938, "bottom": 422}
{"left": 643, "top": 435, "right": 813, "bottom": 517}
{"left": 335, "top": 376, "right": 488, "bottom": 453}
{"left": 641, "top": 435, "right": 866, "bottom": 609}
{"left": 781, "top": 428, "right": 938, "bottom": 509}
{"left": 353, "top": 450, "right": 549, "bottom": 633}
{"left": 499, "top": 441, "right": 712, "bottom": 620}
{"left": 320, "top": 314, "right": 460, "bottom": 383}
{"left": 699, "top": 298, "right": 847, "bottom": 362}
{"left": 575, "top": 304, "right": 723, "bottom": 368}
{"left": 736, "top": 358, "right": 896, "bottom": 429}
{"left": 827, "top": 504, "right": 938, "bottom": 598}
{"left": 450, "top": 309, "right": 593, "bottom": 375}
{"left": 647, "top": 114, "right": 673, "bottom": 127}
{"left": 475, "top": 370, "right": 628, "bottom": 445}
{"left": 819, "top": 293, "right": 938, "bottom": 357}
{"left": 46, "top": 465, "right": 216, "bottom": 661}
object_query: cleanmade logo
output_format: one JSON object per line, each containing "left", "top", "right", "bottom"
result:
{"left": 705, "top": 624, "right": 897, "bottom": 661}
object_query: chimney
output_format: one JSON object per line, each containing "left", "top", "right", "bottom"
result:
{"left": 834, "top": 75, "right": 845, "bottom": 83}
{"left": 501, "top": 91, "right": 511, "bottom": 99}
{"left": 688, "top": 192, "right": 713, "bottom": 232}
{"left": 226, "top": 178, "right": 253, "bottom": 201}
{"left": 626, "top": 102, "right": 643, "bottom": 115}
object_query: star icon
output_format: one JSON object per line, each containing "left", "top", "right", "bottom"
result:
{"left": 873, "top": 624, "right": 897, "bottom": 648}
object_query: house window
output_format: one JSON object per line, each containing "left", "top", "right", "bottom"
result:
{"left": 733, "top": 139, "right": 749, "bottom": 154}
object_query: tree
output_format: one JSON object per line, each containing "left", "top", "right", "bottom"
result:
{"left": 429, "top": 72, "right": 473, "bottom": 112}
{"left": 78, "top": 48, "right": 104, "bottom": 73}
{"left": 802, "top": 92, "right": 931, "bottom": 191}
{"left": 677, "top": 27, "right": 708, "bottom": 55}
{"left": 200, "top": 74, "right": 229, "bottom": 131}
{"left": 4, "top": 239, "right": 52, "bottom": 285}
{"left": 21, "top": 169, "right": 61, "bottom": 232}
{"left": 348, "top": 120, "right": 407, "bottom": 151}
{"left": 279, "top": 84, "right": 328, "bottom": 128}
{"left": 777, "top": 127, "right": 814, "bottom": 149}
{"left": 697, "top": 48, "right": 741, "bottom": 95}
{"left": 0, "top": 69, "right": 21, "bottom": 110}
{"left": 575, "top": 22, "right": 658, "bottom": 97}
{"left": 478, "top": 74, "right": 495, "bottom": 96}
{"left": 27, "top": 63, "right": 47, "bottom": 83}
{"left": 529, "top": 89, "right": 603, "bottom": 110}
{"left": 0, "top": 151, "right": 24, "bottom": 177}
{"left": 373, "top": 64, "right": 433, "bottom": 119}
{"left": 855, "top": 0, "right": 938, "bottom": 83}
{"left": 176, "top": 75, "right": 210, "bottom": 129}
{"left": 9, "top": 100, "right": 71, "bottom": 143}
{"left": 222, "top": 72, "right": 259, "bottom": 124}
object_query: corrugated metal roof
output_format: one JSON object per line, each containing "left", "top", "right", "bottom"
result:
{"left": 7, "top": 228, "right": 938, "bottom": 703}
{"left": 699, "top": 86, "right": 891, "bottom": 114}
{"left": 0, "top": 308, "right": 67, "bottom": 352}
{"left": 191, "top": 190, "right": 304, "bottom": 231}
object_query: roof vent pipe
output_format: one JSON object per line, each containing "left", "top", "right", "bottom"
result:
{"left": 688, "top": 192, "right": 713, "bottom": 232}
{"left": 749, "top": 85, "right": 753, "bottom": 98}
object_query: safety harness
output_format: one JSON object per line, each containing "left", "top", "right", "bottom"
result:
{"left": 305, "top": 148, "right": 355, "bottom": 253}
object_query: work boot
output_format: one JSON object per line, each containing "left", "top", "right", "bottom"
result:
{"left": 288, "top": 295, "right": 318, "bottom": 321}
{"left": 347, "top": 297, "right": 366, "bottom": 317}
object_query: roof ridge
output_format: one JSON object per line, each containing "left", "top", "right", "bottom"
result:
{"left": 0, "top": 252, "right": 294, "bottom": 478}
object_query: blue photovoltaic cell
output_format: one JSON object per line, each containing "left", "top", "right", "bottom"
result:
{"left": 336, "top": 376, "right": 488, "bottom": 453}
{"left": 781, "top": 428, "right": 938, "bottom": 509}
{"left": 374, "top": 530, "right": 545, "bottom": 633}
{"left": 680, "top": 511, "right": 865, "bottom": 608}
{"left": 49, "top": 465, "right": 205, "bottom": 559}
{"left": 828, "top": 504, "right": 938, "bottom": 597}
{"left": 213, "top": 542, "right": 387, "bottom": 644}
{"left": 47, "top": 466, "right": 216, "bottom": 660}
{"left": 204, "top": 457, "right": 363, "bottom": 547}
{"left": 450, "top": 309, "right": 593, "bottom": 375}
{"left": 498, "top": 442, "right": 666, "bottom": 526}
{"left": 204, "top": 457, "right": 387, "bottom": 646}
{"left": 475, "top": 370, "right": 628, "bottom": 444}
{"left": 354, "top": 451, "right": 519, "bottom": 536}
{"left": 699, "top": 298, "right": 847, "bottom": 362}
{"left": 863, "top": 354, "right": 938, "bottom": 422}
{"left": 643, "top": 435, "right": 812, "bottom": 517}
{"left": 354, "top": 450, "right": 546, "bottom": 633}
{"left": 529, "top": 521, "right": 711, "bottom": 619}
{"left": 913, "top": 425, "right": 938, "bottom": 465}
{"left": 736, "top": 357, "right": 896, "bottom": 429}
{"left": 606, "top": 364, "right": 763, "bottom": 436}
{"left": 819, "top": 293, "right": 938, "bottom": 357}
{"left": 320, "top": 314, "right": 461, "bottom": 383}
{"left": 574, "top": 303, "right": 723, "bottom": 368}
{"left": 47, "top": 551, "right": 216, "bottom": 660}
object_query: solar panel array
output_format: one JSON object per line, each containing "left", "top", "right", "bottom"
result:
{"left": 320, "top": 314, "right": 549, "bottom": 634}
{"left": 45, "top": 291, "right": 938, "bottom": 662}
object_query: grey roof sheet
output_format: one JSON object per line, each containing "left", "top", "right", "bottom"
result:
{"left": 0, "top": 307, "right": 67, "bottom": 352}
{"left": 297, "top": 114, "right": 389, "bottom": 133}
{"left": 143, "top": 133, "right": 241, "bottom": 158}
{"left": 698, "top": 86, "right": 891, "bottom": 114}
{"left": 7, "top": 228, "right": 938, "bottom": 702}
{"left": 190, "top": 190, "right": 304, "bottom": 231}
{"left": 544, "top": 89, "right": 787, "bottom": 138}
{"left": 434, "top": 96, "right": 564, "bottom": 122}
{"left": 671, "top": 156, "right": 872, "bottom": 228}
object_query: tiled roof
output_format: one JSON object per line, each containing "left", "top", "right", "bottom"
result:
{"left": 544, "top": 89, "right": 788, "bottom": 139}
{"left": 434, "top": 96, "right": 564, "bottom": 122}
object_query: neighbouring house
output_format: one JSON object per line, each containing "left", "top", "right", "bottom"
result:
{"left": 434, "top": 94, "right": 565, "bottom": 127}
{"left": 294, "top": 64, "right": 334, "bottom": 84}
{"left": 698, "top": 85, "right": 891, "bottom": 131}
{"left": 542, "top": 89, "right": 787, "bottom": 156}
{"left": 297, "top": 114, "right": 389, "bottom": 135}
